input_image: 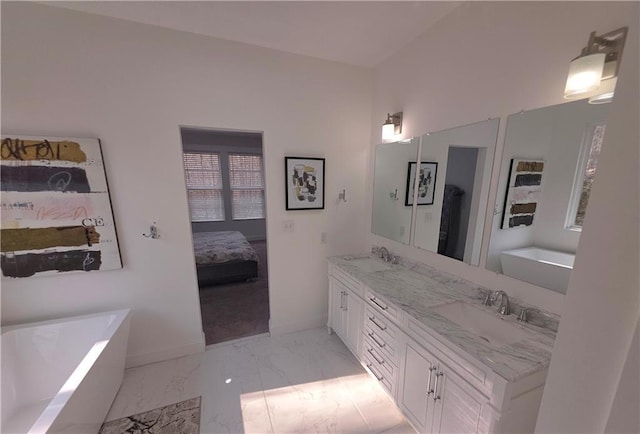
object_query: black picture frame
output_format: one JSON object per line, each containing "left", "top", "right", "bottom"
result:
{"left": 285, "top": 157, "right": 325, "bottom": 210}
{"left": 405, "top": 161, "right": 438, "bottom": 206}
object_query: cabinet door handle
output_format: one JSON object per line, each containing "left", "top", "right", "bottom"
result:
{"left": 368, "top": 316, "right": 387, "bottom": 331}
{"left": 344, "top": 292, "right": 348, "bottom": 311}
{"left": 367, "top": 332, "right": 386, "bottom": 348}
{"left": 366, "top": 364, "right": 384, "bottom": 382}
{"left": 369, "top": 297, "right": 389, "bottom": 311}
{"left": 367, "top": 348, "right": 385, "bottom": 365}
{"left": 433, "top": 371, "right": 443, "bottom": 401}
{"left": 426, "top": 366, "right": 436, "bottom": 396}
{"left": 340, "top": 291, "right": 345, "bottom": 310}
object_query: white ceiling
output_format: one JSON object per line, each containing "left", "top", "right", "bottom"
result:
{"left": 48, "top": 1, "right": 462, "bottom": 67}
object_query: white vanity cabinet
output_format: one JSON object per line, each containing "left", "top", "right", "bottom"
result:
{"left": 328, "top": 264, "right": 364, "bottom": 356}
{"left": 399, "top": 339, "right": 490, "bottom": 434}
{"left": 328, "top": 259, "right": 550, "bottom": 434}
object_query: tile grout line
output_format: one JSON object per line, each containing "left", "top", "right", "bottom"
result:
{"left": 250, "top": 339, "right": 277, "bottom": 434}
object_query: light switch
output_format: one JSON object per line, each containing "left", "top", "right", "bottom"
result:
{"left": 283, "top": 220, "right": 294, "bottom": 232}
{"left": 424, "top": 212, "right": 433, "bottom": 222}
{"left": 321, "top": 232, "right": 327, "bottom": 244}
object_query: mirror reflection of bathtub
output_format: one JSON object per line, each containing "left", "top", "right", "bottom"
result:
{"left": 487, "top": 99, "right": 609, "bottom": 295}
{"left": 500, "top": 247, "right": 575, "bottom": 293}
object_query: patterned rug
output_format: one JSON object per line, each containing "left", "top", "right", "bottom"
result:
{"left": 99, "top": 397, "right": 201, "bottom": 434}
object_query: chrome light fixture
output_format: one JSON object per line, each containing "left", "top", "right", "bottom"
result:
{"left": 564, "top": 27, "right": 628, "bottom": 103}
{"left": 382, "top": 112, "right": 402, "bottom": 141}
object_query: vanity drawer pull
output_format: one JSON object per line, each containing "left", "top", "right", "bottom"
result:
{"left": 367, "top": 348, "right": 385, "bottom": 365}
{"left": 433, "top": 371, "right": 443, "bottom": 402}
{"left": 369, "top": 297, "right": 389, "bottom": 311}
{"left": 368, "top": 316, "right": 387, "bottom": 331}
{"left": 366, "top": 364, "right": 384, "bottom": 382}
{"left": 367, "top": 332, "right": 386, "bottom": 348}
{"left": 426, "top": 366, "right": 436, "bottom": 396}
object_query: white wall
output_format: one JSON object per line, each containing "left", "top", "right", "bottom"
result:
{"left": 536, "top": 8, "right": 639, "bottom": 431}
{"left": 1, "top": 2, "right": 372, "bottom": 365}
{"left": 604, "top": 318, "right": 640, "bottom": 434}
{"left": 369, "top": 1, "right": 635, "bottom": 315}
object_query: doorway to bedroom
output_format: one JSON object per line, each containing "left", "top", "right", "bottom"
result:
{"left": 180, "top": 127, "right": 269, "bottom": 346}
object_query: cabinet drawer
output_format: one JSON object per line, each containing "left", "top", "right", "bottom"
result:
{"left": 365, "top": 306, "right": 399, "bottom": 342}
{"left": 363, "top": 335, "right": 399, "bottom": 379}
{"left": 363, "top": 351, "right": 395, "bottom": 398}
{"left": 330, "top": 264, "right": 364, "bottom": 298}
{"left": 363, "top": 325, "right": 399, "bottom": 366}
{"left": 365, "top": 287, "right": 400, "bottom": 323}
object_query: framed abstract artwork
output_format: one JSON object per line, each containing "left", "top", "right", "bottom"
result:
{"left": 406, "top": 162, "right": 437, "bottom": 206}
{"left": 500, "top": 158, "right": 545, "bottom": 229}
{"left": 285, "top": 157, "right": 325, "bottom": 210}
{"left": 0, "top": 135, "right": 122, "bottom": 278}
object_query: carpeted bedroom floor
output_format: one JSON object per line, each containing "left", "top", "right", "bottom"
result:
{"left": 198, "top": 240, "right": 269, "bottom": 346}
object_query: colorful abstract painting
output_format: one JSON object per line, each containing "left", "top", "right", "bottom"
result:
{"left": 1, "top": 135, "right": 122, "bottom": 278}
{"left": 501, "top": 159, "right": 544, "bottom": 229}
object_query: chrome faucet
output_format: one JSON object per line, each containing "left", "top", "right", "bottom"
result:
{"left": 485, "top": 290, "right": 511, "bottom": 315}
{"left": 379, "top": 247, "right": 390, "bottom": 262}
{"left": 517, "top": 307, "right": 539, "bottom": 322}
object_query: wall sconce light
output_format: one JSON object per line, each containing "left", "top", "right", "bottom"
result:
{"left": 564, "top": 27, "right": 628, "bottom": 103}
{"left": 382, "top": 112, "right": 403, "bottom": 141}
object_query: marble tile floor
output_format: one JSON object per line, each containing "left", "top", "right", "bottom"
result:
{"left": 105, "top": 327, "right": 415, "bottom": 434}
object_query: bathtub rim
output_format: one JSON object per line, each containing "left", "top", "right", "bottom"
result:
{"left": 1, "top": 308, "right": 130, "bottom": 335}
{"left": 499, "top": 246, "right": 576, "bottom": 269}
{"left": 1, "top": 308, "right": 130, "bottom": 434}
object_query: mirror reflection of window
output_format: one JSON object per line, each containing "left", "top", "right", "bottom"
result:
{"left": 567, "top": 124, "right": 606, "bottom": 229}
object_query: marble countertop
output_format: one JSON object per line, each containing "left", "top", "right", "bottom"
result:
{"left": 329, "top": 254, "right": 558, "bottom": 383}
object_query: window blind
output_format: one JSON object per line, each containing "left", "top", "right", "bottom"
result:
{"left": 183, "top": 152, "right": 224, "bottom": 222}
{"left": 229, "top": 154, "right": 265, "bottom": 220}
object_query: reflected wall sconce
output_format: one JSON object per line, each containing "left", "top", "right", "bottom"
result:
{"left": 564, "top": 27, "right": 628, "bottom": 104}
{"left": 382, "top": 112, "right": 403, "bottom": 141}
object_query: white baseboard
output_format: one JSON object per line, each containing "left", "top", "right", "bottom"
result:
{"left": 125, "top": 338, "right": 205, "bottom": 368}
{"left": 269, "top": 314, "right": 327, "bottom": 336}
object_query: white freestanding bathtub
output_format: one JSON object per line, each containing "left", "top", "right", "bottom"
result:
{"left": 500, "top": 247, "right": 575, "bottom": 293}
{"left": 1, "top": 309, "right": 130, "bottom": 434}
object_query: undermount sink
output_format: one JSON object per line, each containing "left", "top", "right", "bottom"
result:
{"left": 432, "top": 301, "right": 532, "bottom": 346}
{"left": 345, "top": 257, "right": 393, "bottom": 273}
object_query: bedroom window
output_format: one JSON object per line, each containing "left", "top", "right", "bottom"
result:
{"left": 229, "top": 154, "right": 265, "bottom": 220}
{"left": 566, "top": 123, "right": 606, "bottom": 229}
{"left": 183, "top": 152, "right": 225, "bottom": 222}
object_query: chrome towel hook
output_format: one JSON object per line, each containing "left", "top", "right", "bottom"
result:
{"left": 143, "top": 222, "right": 160, "bottom": 239}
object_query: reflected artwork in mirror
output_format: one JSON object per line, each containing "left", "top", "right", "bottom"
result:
{"left": 413, "top": 119, "right": 500, "bottom": 266}
{"left": 486, "top": 99, "right": 609, "bottom": 293}
{"left": 371, "top": 137, "right": 420, "bottom": 245}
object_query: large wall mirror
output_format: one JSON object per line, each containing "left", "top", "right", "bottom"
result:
{"left": 371, "top": 137, "right": 420, "bottom": 245}
{"left": 413, "top": 119, "right": 500, "bottom": 265}
{"left": 486, "top": 99, "right": 609, "bottom": 293}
